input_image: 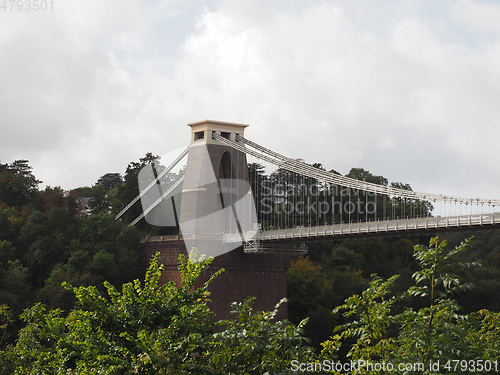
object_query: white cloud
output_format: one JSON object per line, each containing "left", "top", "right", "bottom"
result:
{"left": 173, "top": 0, "right": 500, "bottom": 200}
{"left": 454, "top": 0, "right": 500, "bottom": 37}
{"left": 1, "top": 0, "right": 499, "bottom": 205}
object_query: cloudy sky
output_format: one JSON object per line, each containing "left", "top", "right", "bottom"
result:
{"left": 1, "top": 0, "right": 500, "bottom": 203}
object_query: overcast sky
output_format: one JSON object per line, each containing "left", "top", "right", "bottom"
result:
{"left": 1, "top": 0, "right": 500, "bottom": 203}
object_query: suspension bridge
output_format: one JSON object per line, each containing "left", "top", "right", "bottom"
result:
{"left": 115, "top": 120, "right": 500, "bottom": 319}
{"left": 116, "top": 120, "right": 500, "bottom": 253}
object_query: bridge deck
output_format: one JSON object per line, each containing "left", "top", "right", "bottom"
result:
{"left": 142, "top": 214, "right": 500, "bottom": 244}
{"left": 247, "top": 213, "right": 500, "bottom": 242}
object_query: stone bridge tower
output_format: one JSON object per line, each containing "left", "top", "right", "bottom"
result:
{"left": 179, "top": 120, "right": 253, "bottom": 259}
{"left": 140, "top": 120, "right": 290, "bottom": 320}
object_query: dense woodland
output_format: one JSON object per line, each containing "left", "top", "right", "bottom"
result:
{"left": 1, "top": 156, "right": 500, "bottom": 373}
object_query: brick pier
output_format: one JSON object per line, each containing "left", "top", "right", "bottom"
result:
{"left": 140, "top": 236, "right": 291, "bottom": 320}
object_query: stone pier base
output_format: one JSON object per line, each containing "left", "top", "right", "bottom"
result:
{"left": 140, "top": 236, "right": 290, "bottom": 320}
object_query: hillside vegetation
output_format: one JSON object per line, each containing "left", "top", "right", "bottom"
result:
{"left": 1, "top": 157, "right": 499, "bottom": 373}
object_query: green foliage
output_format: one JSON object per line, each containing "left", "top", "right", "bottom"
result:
{"left": 0, "top": 155, "right": 145, "bottom": 317}
{"left": 110, "top": 152, "right": 159, "bottom": 227}
{"left": 289, "top": 238, "right": 418, "bottom": 350}
{"left": 212, "top": 297, "right": 313, "bottom": 374}
{"left": 96, "top": 173, "right": 123, "bottom": 192}
{"left": 395, "top": 237, "right": 476, "bottom": 364}
{"left": 0, "top": 304, "right": 15, "bottom": 374}
{"left": 0, "top": 160, "right": 41, "bottom": 208}
{"left": 346, "top": 168, "right": 388, "bottom": 186}
{"left": 464, "top": 309, "right": 500, "bottom": 362}
{"left": 3, "top": 252, "right": 314, "bottom": 374}
{"left": 326, "top": 236, "right": 494, "bottom": 374}
{"left": 2, "top": 155, "right": 500, "bottom": 374}
{"left": 0, "top": 240, "right": 16, "bottom": 266}
{"left": 0, "top": 260, "right": 31, "bottom": 317}
{"left": 325, "top": 274, "right": 399, "bottom": 362}
{"left": 0, "top": 206, "right": 24, "bottom": 242}
{"left": 287, "top": 256, "right": 334, "bottom": 320}
{"left": 8, "top": 252, "right": 219, "bottom": 374}
{"left": 0, "top": 304, "right": 12, "bottom": 345}
{"left": 287, "top": 255, "right": 344, "bottom": 349}
{"left": 0, "top": 225, "right": 499, "bottom": 375}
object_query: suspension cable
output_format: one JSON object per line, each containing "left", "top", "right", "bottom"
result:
{"left": 115, "top": 147, "right": 189, "bottom": 220}
{"left": 225, "top": 134, "right": 500, "bottom": 207}
{"left": 130, "top": 175, "right": 185, "bottom": 226}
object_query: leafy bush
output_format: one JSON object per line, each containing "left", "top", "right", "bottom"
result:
{"left": 2, "top": 236, "right": 500, "bottom": 374}
{"left": 323, "top": 237, "right": 500, "bottom": 374}
{"left": 3, "top": 252, "right": 311, "bottom": 374}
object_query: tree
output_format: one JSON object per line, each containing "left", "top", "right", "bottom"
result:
{"left": 390, "top": 181, "right": 433, "bottom": 219}
{"left": 0, "top": 160, "right": 41, "bottom": 208}
{"left": 0, "top": 207, "right": 23, "bottom": 242}
{"left": 88, "top": 184, "right": 108, "bottom": 214}
{"left": 6, "top": 252, "right": 313, "bottom": 374}
{"left": 0, "top": 240, "right": 16, "bottom": 267}
{"left": 0, "top": 260, "right": 31, "bottom": 317}
{"left": 0, "top": 304, "right": 14, "bottom": 374}
{"left": 41, "top": 186, "right": 66, "bottom": 214}
{"left": 288, "top": 256, "right": 334, "bottom": 323}
{"left": 211, "top": 297, "right": 314, "bottom": 374}
{"left": 324, "top": 237, "right": 483, "bottom": 371}
{"left": 71, "top": 185, "right": 110, "bottom": 215}
{"left": 248, "top": 162, "right": 269, "bottom": 220}
{"left": 464, "top": 309, "right": 500, "bottom": 362}
{"left": 96, "top": 173, "right": 123, "bottom": 192}
{"left": 395, "top": 237, "right": 476, "bottom": 364}
{"left": 322, "top": 274, "right": 399, "bottom": 362}
{"left": 111, "top": 152, "right": 160, "bottom": 226}
{"left": 0, "top": 304, "right": 12, "bottom": 346}
{"left": 9, "top": 253, "right": 220, "bottom": 374}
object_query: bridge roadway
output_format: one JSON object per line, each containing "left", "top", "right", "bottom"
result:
{"left": 221, "top": 213, "right": 500, "bottom": 244}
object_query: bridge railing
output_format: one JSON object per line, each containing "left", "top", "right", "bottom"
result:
{"left": 251, "top": 213, "right": 500, "bottom": 241}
